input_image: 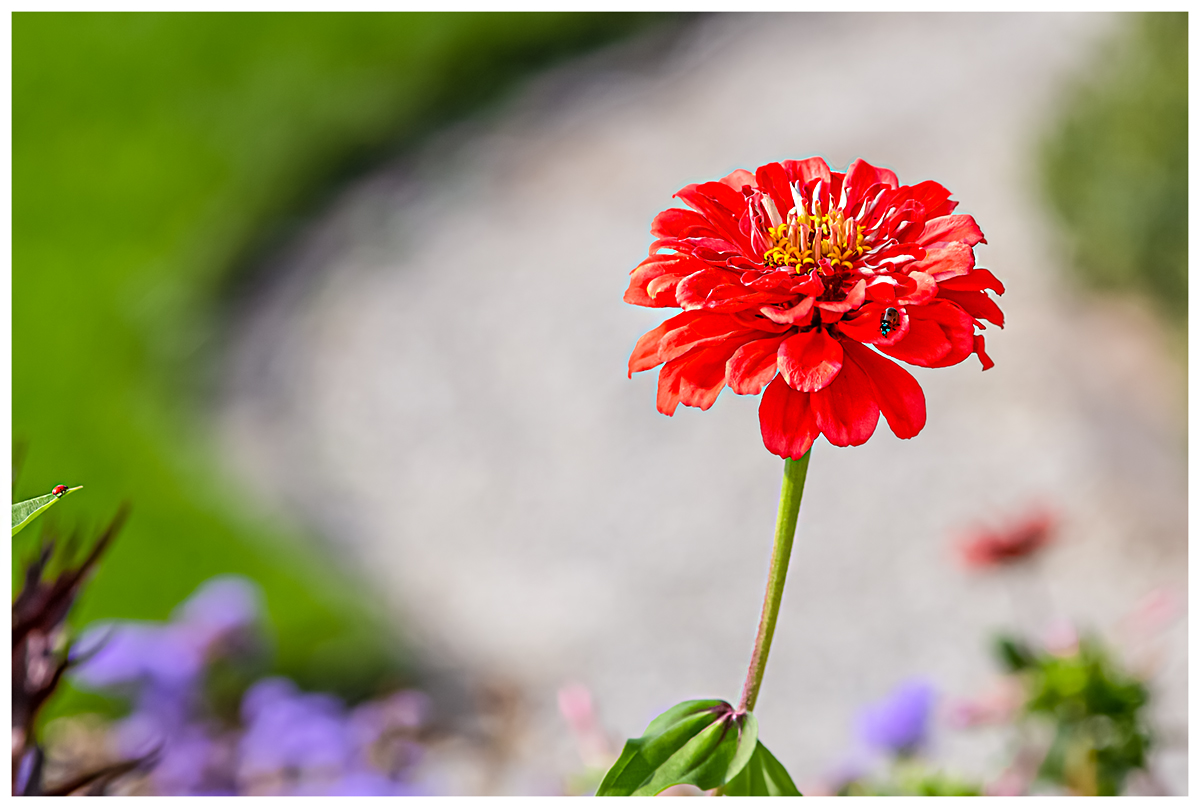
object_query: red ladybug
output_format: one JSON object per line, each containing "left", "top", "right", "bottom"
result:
{"left": 51, "top": 485, "right": 68, "bottom": 497}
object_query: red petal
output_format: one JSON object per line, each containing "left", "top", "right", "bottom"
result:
{"left": 719, "top": 168, "right": 757, "bottom": 192}
{"left": 643, "top": 273, "right": 687, "bottom": 306}
{"left": 842, "top": 340, "right": 926, "bottom": 439}
{"left": 649, "top": 237, "right": 685, "bottom": 254}
{"left": 918, "top": 214, "right": 986, "bottom": 247}
{"left": 781, "top": 157, "right": 832, "bottom": 190}
{"left": 677, "top": 343, "right": 744, "bottom": 411}
{"left": 810, "top": 351, "right": 881, "bottom": 447}
{"left": 656, "top": 355, "right": 687, "bottom": 415}
{"left": 789, "top": 270, "right": 825, "bottom": 297}
{"left": 895, "top": 272, "right": 938, "bottom": 306}
{"left": 849, "top": 181, "right": 891, "bottom": 222}
{"left": 778, "top": 329, "right": 844, "bottom": 392}
{"left": 630, "top": 254, "right": 697, "bottom": 281}
{"left": 703, "top": 286, "right": 786, "bottom": 313}
{"left": 743, "top": 271, "right": 798, "bottom": 293}
{"left": 835, "top": 306, "right": 883, "bottom": 344}
{"left": 754, "top": 162, "right": 796, "bottom": 220}
{"left": 676, "top": 268, "right": 743, "bottom": 310}
{"left": 680, "top": 179, "right": 746, "bottom": 215}
{"left": 865, "top": 280, "right": 898, "bottom": 303}
{"left": 938, "top": 267, "right": 1005, "bottom": 295}
{"left": 758, "top": 375, "right": 819, "bottom": 460}
{"left": 903, "top": 180, "right": 957, "bottom": 219}
{"left": 815, "top": 279, "right": 867, "bottom": 313}
{"left": 818, "top": 306, "right": 848, "bottom": 325}
{"left": 748, "top": 193, "right": 775, "bottom": 254}
{"left": 826, "top": 172, "right": 845, "bottom": 212}
{"left": 907, "top": 242, "right": 975, "bottom": 280}
{"left": 880, "top": 300, "right": 976, "bottom": 368}
{"left": 876, "top": 313, "right": 953, "bottom": 366}
{"left": 892, "top": 204, "right": 928, "bottom": 244}
{"left": 675, "top": 182, "right": 753, "bottom": 255}
{"left": 836, "top": 302, "right": 910, "bottom": 346}
{"left": 938, "top": 288, "right": 1005, "bottom": 328}
{"left": 920, "top": 302, "right": 980, "bottom": 368}
{"left": 842, "top": 159, "right": 878, "bottom": 207}
{"left": 974, "top": 334, "right": 995, "bottom": 370}
{"left": 680, "top": 237, "right": 742, "bottom": 260}
{"left": 867, "top": 239, "right": 925, "bottom": 267}
{"left": 623, "top": 284, "right": 654, "bottom": 308}
{"left": 761, "top": 296, "right": 815, "bottom": 325}
{"left": 656, "top": 340, "right": 742, "bottom": 415}
{"left": 727, "top": 335, "right": 788, "bottom": 395}
{"left": 675, "top": 268, "right": 785, "bottom": 313}
{"left": 626, "top": 255, "right": 704, "bottom": 307}
{"left": 874, "top": 165, "right": 899, "bottom": 189}
{"left": 658, "top": 313, "right": 749, "bottom": 364}
{"left": 842, "top": 159, "right": 899, "bottom": 209}
{"left": 651, "top": 208, "right": 718, "bottom": 239}
{"left": 629, "top": 311, "right": 698, "bottom": 376}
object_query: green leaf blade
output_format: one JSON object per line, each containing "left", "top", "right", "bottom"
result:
{"left": 596, "top": 700, "right": 758, "bottom": 796}
{"left": 644, "top": 699, "right": 726, "bottom": 737}
{"left": 11, "top": 485, "right": 81, "bottom": 537}
{"left": 723, "top": 740, "right": 803, "bottom": 797}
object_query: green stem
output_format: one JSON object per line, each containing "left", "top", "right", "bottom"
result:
{"left": 737, "top": 450, "right": 811, "bottom": 714}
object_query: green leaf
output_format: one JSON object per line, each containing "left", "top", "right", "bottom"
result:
{"left": 596, "top": 700, "right": 758, "bottom": 796}
{"left": 994, "top": 634, "right": 1036, "bottom": 672}
{"left": 723, "top": 740, "right": 803, "bottom": 797}
{"left": 12, "top": 485, "right": 81, "bottom": 537}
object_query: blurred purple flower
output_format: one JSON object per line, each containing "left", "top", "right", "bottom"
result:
{"left": 64, "top": 574, "right": 428, "bottom": 796}
{"left": 154, "top": 729, "right": 221, "bottom": 796}
{"left": 298, "top": 769, "right": 421, "bottom": 796}
{"left": 113, "top": 702, "right": 242, "bottom": 796}
{"left": 72, "top": 622, "right": 204, "bottom": 694}
{"left": 72, "top": 576, "right": 264, "bottom": 698}
{"left": 125, "top": 718, "right": 218, "bottom": 795}
{"left": 820, "top": 753, "right": 870, "bottom": 794}
{"left": 173, "top": 575, "right": 262, "bottom": 648}
{"left": 238, "top": 677, "right": 356, "bottom": 781}
{"left": 855, "top": 680, "right": 936, "bottom": 756}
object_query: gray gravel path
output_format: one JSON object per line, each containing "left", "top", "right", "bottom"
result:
{"left": 217, "top": 13, "right": 1186, "bottom": 794}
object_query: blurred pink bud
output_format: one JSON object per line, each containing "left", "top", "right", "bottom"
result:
{"left": 557, "top": 682, "right": 594, "bottom": 729}
{"left": 1042, "top": 617, "right": 1079, "bottom": 657}
{"left": 1124, "top": 587, "right": 1183, "bottom": 638}
{"left": 942, "top": 678, "right": 1022, "bottom": 729}
{"left": 557, "top": 682, "right": 614, "bottom": 770}
{"left": 986, "top": 768, "right": 1029, "bottom": 796}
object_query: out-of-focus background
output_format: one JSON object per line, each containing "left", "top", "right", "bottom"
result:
{"left": 12, "top": 11, "right": 1186, "bottom": 796}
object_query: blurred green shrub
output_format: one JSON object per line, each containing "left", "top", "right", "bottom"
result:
{"left": 839, "top": 763, "right": 982, "bottom": 797}
{"left": 13, "top": 12, "right": 670, "bottom": 716}
{"left": 996, "top": 634, "right": 1152, "bottom": 796}
{"left": 1040, "top": 12, "right": 1187, "bottom": 324}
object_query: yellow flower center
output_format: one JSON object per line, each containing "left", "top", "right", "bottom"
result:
{"left": 762, "top": 205, "right": 868, "bottom": 274}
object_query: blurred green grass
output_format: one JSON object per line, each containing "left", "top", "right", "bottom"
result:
{"left": 1040, "top": 12, "right": 1187, "bottom": 330}
{"left": 13, "top": 11, "right": 669, "bottom": 715}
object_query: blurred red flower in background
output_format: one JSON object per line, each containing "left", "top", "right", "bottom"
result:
{"left": 956, "top": 509, "right": 1057, "bottom": 569}
{"left": 626, "top": 157, "right": 1004, "bottom": 459}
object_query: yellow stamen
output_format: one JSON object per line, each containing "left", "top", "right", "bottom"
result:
{"left": 761, "top": 198, "right": 876, "bottom": 277}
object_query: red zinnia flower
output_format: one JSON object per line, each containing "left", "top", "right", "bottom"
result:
{"left": 956, "top": 509, "right": 1056, "bottom": 569}
{"left": 626, "top": 157, "right": 1004, "bottom": 459}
